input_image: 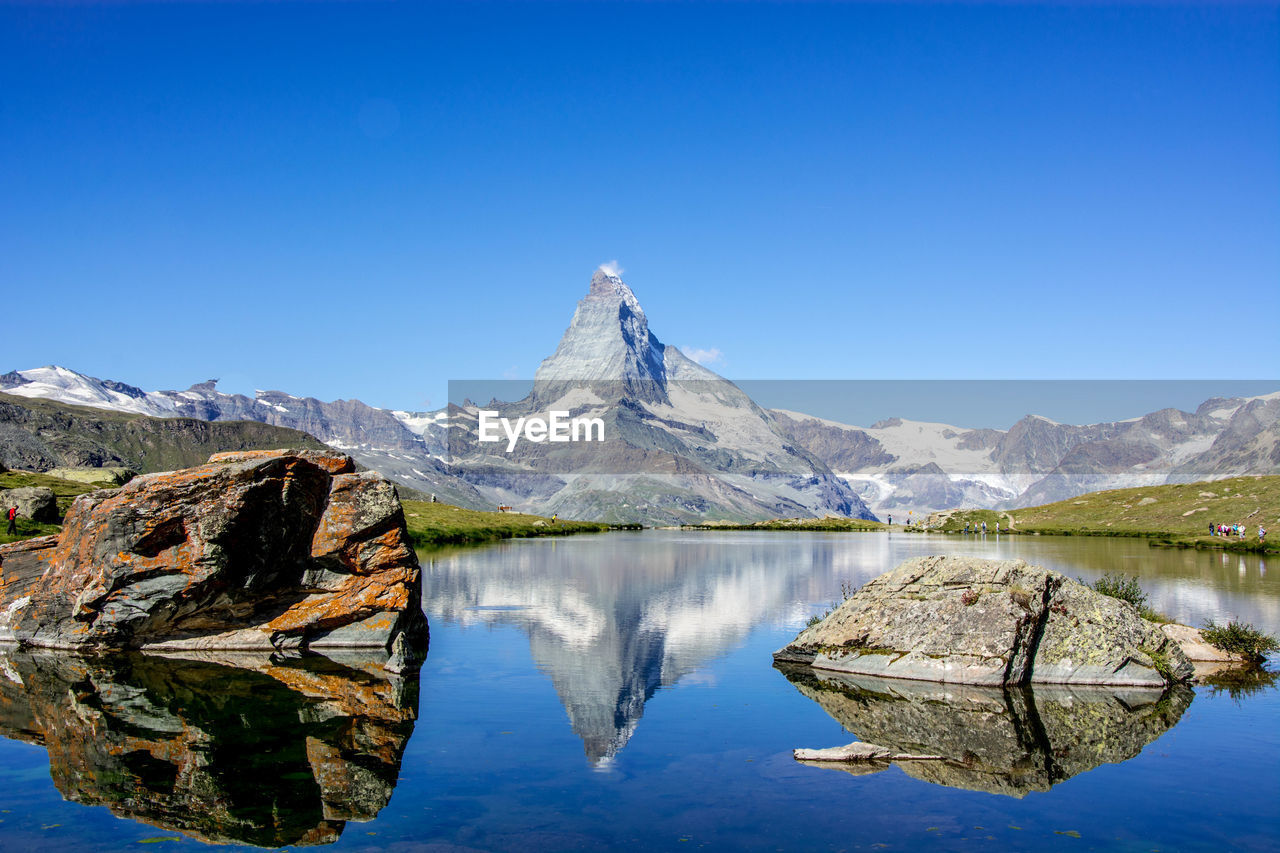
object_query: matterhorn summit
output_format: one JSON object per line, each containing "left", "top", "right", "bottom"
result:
{"left": 447, "top": 266, "right": 875, "bottom": 523}
{"left": 534, "top": 266, "right": 673, "bottom": 403}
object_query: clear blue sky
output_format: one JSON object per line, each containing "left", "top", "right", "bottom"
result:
{"left": 3, "top": 2, "right": 1276, "bottom": 415}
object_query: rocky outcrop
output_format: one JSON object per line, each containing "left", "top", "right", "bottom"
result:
{"left": 779, "top": 664, "right": 1192, "bottom": 797}
{"left": 1160, "top": 622, "right": 1250, "bottom": 664}
{"left": 0, "top": 391, "right": 330, "bottom": 474}
{"left": 0, "top": 486, "right": 57, "bottom": 522}
{"left": 0, "top": 450, "right": 427, "bottom": 657}
{"left": 793, "top": 742, "right": 943, "bottom": 762}
{"left": 0, "top": 648, "right": 418, "bottom": 846}
{"left": 774, "top": 555, "right": 1193, "bottom": 687}
{"left": 44, "top": 465, "right": 136, "bottom": 486}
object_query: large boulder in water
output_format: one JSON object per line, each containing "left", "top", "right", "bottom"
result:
{"left": 0, "top": 449, "right": 427, "bottom": 657}
{"left": 774, "top": 555, "right": 1191, "bottom": 687}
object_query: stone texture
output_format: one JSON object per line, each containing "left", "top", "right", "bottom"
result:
{"left": 0, "top": 486, "right": 58, "bottom": 523}
{"left": 1160, "top": 622, "right": 1249, "bottom": 663}
{"left": 780, "top": 664, "right": 1192, "bottom": 797}
{"left": 0, "top": 450, "right": 426, "bottom": 656}
{"left": 774, "top": 555, "right": 1192, "bottom": 687}
{"left": 1034, "top": 578, "right": 1193, "bottom": 684}
{"left": 793, "top": 742, "right": 943, "bottom": 762}
{"left": 0, "top": 648, "right": 418, "bottom": 846}
{"left": 45, "top": 466, "right": 136, "bottom": 486}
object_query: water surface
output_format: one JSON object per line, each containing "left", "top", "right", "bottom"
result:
{"left": 0, "top": 531, "right": 1276, "bottom": 851}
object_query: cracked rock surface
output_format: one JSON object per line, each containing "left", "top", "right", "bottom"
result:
{"left": 774, "top": 555, "right": 1192, "bottom": 686}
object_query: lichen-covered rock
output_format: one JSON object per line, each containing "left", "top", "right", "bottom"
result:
{"left": 0, "top": 450, "right": 426, "bottom": 656}
{"left": 775, "top": 555, "right": 1191, "bottom": 687}
{"left": 0, "top": 486, "right": 58, "bottom": 523}
{"left": 1034, "top": 577, "right": 1191, "bottom": 684}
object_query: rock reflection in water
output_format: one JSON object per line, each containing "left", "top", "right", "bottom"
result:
{"left": 778, "top": 664, "right": 1192, "bottom": 797}
{"left": 0, "top": 650, "right": 419, "bottom": 846}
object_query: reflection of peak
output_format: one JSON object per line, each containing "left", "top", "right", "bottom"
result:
{"left": 423, "top": 537, "right": 828, "bottom": 766}
{"left": 531, "top": 618, "right": 665, "bottom": 765}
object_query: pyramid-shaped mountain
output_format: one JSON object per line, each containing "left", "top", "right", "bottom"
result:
{"left": 445, "top": 268, "right": 874, "bottom": 524}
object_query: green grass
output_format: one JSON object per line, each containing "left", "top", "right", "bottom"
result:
{"left": 401, "top": 500, "right": 614, "bottom": 548}
{"left": 0, "top": 519, "right": 62, "bottom": 546}
{"left": 683, "top": 517, "right": 884, "bottom": 532}
{"left": 1007, "top": 475, "right": 1280, "bottom": 554}
{"left": 0, "top": 469, "right": 107, "bottom": 544}
{"left": 927, "top": 509, "right": 1013, "bottom": 534}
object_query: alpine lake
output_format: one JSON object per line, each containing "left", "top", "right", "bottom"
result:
{"left": 0, "top": 531, "right": 1276, "bottom": 852}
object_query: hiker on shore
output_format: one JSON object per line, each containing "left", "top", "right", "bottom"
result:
{"left": 5, "top": 506, "right": 16, "bottom": 535}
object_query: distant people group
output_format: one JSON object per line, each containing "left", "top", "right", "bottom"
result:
{"left": 1210, "top": 521, "right": 1265, "bottom": 541}
{"left": 961, "top": 520, "right": 997, "bottom": 535}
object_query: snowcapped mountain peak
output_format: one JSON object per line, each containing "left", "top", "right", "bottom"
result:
{"left": 535, "top": 268, "right": 667, "bottom": 396}
{"left": 2, "top": 365, "right": 176, "bottom": 415}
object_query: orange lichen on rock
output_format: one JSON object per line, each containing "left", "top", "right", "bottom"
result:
{"left": 0, "top": 450, "right": 426, "bottom": 657}
{"left": 208, "top": 448, "right": 356, "bottom": 475}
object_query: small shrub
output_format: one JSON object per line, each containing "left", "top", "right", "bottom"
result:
{"left": 1141, "top": 645, "right": 1174, "bottom": 680}
{"left": 805, "top": 613, "right": 824, "bottom": 628}
{"left": 961, "top": 589, "right": 980, "bottom": 606}
{"left": 1201, "top": 620, "right": 1280, "bottom": 663}
{"left": 1087, "top": 573, "right": 1148, "bottom": 610}
{"left": 1138, "top": 605, "right": 1173, "bottom": 624}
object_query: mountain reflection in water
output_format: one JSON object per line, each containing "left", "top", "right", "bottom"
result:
{"left": 0, "top": 650, "right": 418, "bottom": 847}
{"left": 422, "top": 535, "right": 845, "bottom": 765}
{"left": 778, "top": 663, "right": 1192, "bottom": 797}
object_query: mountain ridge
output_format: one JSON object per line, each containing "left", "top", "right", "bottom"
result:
{"left": 4, "top": 269, "right": 1277, "bottom": 520}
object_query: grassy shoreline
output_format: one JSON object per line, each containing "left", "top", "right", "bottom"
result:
{"left": 678, "top": 475, "right": 1278, "bottom": 554}
{"left": 401, "top": 500, "right": 623, "bottom": 548}
{"left": 681, "top": 517, "right": 884, "bottom": 532}
{"left": 999, "top": 475, "right": 1279, "bottom": 554}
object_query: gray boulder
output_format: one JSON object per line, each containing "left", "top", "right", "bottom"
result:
{"left": 774, "top": 555, "right": 1192, "bottom": 687}
{"left": 45, "top": 466, "right": 136, "bottom": 486}
{"left": 0, "top": 486, "right": 58, "bottom": 523}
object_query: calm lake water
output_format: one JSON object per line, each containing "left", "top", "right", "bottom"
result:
{"left": 0, "top": 532, "right": 1277, "bottom": 851}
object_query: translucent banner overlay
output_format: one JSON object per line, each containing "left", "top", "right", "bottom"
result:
{"left": 442, "top": 378, "right": 1279, "bottom": 477}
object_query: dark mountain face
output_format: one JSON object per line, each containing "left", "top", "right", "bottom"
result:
{"left": 0, "top": 393, "right": 328, "bottom": 474}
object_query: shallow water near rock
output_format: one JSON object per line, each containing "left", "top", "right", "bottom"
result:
{"left": 0, "top": 531, "right": 1277, "bottom": 850}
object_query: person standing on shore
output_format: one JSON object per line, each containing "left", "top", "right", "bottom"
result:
{"left": 5, "top": 506, "right": 16, "bottom": 535}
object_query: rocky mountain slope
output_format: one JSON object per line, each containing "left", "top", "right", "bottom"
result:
{"left": 0, "top": 391, "right": 330, "bottom": 473}
{"left": 772, "top": 391, "right": 1279, "bottom": 515}
{"left": 2, "top": 368, "right": 485, "bottom": 509}
{"left": 439, "top": 269, "right": 873, "bottom": 523}
{"left": 4, "top": 272, "right": 1276, "bottom": 521}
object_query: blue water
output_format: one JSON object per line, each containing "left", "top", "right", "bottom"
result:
{"left": 0, "top": 532, "right": 1277, "bottom": 851}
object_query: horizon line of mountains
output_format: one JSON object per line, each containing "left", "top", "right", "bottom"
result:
{"left": 4, "top": 269, "right": 1278, "bottom": 523}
